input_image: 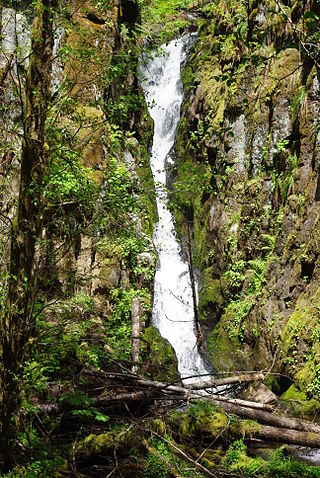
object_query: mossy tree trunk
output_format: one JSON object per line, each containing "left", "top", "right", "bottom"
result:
{"left": 0, "top": 0, "right": 55, "bottom": 470}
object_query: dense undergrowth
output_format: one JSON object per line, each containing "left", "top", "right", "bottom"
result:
{"left": 3, "top": 401, "right": 320, "bottom": 477}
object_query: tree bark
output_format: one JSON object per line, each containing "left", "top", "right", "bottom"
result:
{"left": 186, "top": 222, "right": 202, "bottom": 349}
{"left": 131, "top": 298, "right": 140, "bottom": 373}
{"left": 0, "top": 1, "right": 56, "bottom": 470}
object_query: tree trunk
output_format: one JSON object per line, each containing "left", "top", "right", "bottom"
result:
{"left": 186, "top": 222, "right": 203, "bottom": 349}
{"left": 131, "top": 298, "right": 140, "bottom": 373}
{"left": 0, "top": 1, "right": 55, "bottom": 470}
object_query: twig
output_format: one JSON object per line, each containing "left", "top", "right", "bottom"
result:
{"left": 106, "top": 467, "right": 116, "bottom": 478}
{"left": 196, "top": 419, "right": 230, "bottom": 463}
{"left": 113, "top": 423, "right": 134, "bottom": 478}
{"left": 142, "top": 438, "right": 182, "bottom": 477}
{"left": 148, "top": 429, "right": 224, "bottom": 478}
{"left": 71, "top": 435, "right": 85, "bottom": 478}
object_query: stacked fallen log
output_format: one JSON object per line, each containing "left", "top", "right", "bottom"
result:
{"left": 35, "top": 369, "right": 320, "bottom": 448}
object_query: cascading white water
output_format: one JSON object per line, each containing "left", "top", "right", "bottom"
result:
{"left": 140, "top": 36, "right": 208, "bottom": 383}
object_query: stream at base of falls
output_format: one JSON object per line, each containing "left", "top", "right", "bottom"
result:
{"left": 140, "top": 35, "right": 208, "bottom": 384}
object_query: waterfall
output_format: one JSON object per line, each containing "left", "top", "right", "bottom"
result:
{"left": 140, "top": 36, "right": 208, "bottom": 383}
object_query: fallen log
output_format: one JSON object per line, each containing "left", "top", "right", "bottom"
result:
{"left": 81, "top": 367, "right": 264, "bottom": 391}
{"left": 207, "top": 395, "right": 273, "bottom": 412}
{"left": 186, "top": 372, "right": 266, "bottom": 391}
{"left": 134, "top": 378, "right": 273, "bottom": 411}
{"left": 135, "top": 373, "right": 265, "bottom": 394}
{"left": 36, "top": 389, "right": 274, "bottom": 416}
{"left": 36, "top": 390, "right": 161, "bottom": 415}
{"left": 254, "top": 424, "right": 320, "bottom": 448}
{"left": 211, "top": 399, "right": 320, "bottom": 435}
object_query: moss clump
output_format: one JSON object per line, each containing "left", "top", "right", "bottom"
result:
{"left": 278, "top": 288, "right": 320, "bottom": 398}
{"left": 264, "top": 375, "right": 281, "bottom": 395}
{"left": 169, "top": 401, "right": 229, "bottom": 439}
{"left": 280, "top": 385, "right": 320, "bottom": 417}
{"left": 76, "top": 431, "right": 116, "bottom": 457}
{"left": 239, "top": 419, "right": 262, "bottom": 438}
{"left": 76, "top": 427, "right": 141, "bottom": 458}
{"left": 223, "top": 439, "right": 264, "bottom": 471}
{"left": 222, "top": 440, "right": 320, "bottom": 477}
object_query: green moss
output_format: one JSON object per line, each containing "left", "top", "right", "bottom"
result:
{"left": 240, "top": 419, "right": 262, "bottom": 437}
{"left": 199, "top": 271, "right": 224, "bottom": 321}
{"left": 76, "top": 427, "right": 140, "bottom": 458}
{"left": 140, "top": 0, "right": 194, "bottom": 42}
{"left": 280, "top": 385, "right": 320, "bottom": 416}
{"left": 207, "top": 325, "right": 240, "bottom": 371}
{"left": 223, "top": 439, "right": 264, "bottom": 471}
{"left": 141, "top": 326, "right": 179, "bottom": 382}
{"left": 264, "top": 375, "right": 281, "bottom": 395}
{"left": 169, "top": 401, "right": 230, "bottom": 440}
{"left": 279, "top": 288, "right": 320, "bottom": 395}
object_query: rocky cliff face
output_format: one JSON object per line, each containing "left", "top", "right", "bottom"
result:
{"left": 173, "top": 0, "right": 320, "bottom": 401}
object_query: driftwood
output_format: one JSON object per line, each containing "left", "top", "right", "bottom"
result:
{"left": 80, "top": 368, "right": 264, "bottom": 390}
{"left": 36, "top": 373, "right": 269, "bottom": 415}
{"left": 205, "top": 395, "right": 274, "bottom": 412}
{"left": 37, "top": 390, "right": 160, "bottom": 415}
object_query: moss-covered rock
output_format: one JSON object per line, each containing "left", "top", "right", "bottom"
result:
{"left": 280, "top": 385, "right": 320, "bottom": 417}
{"left": 140, "top": 326, "right": 179, "bottom": 382}
{"left": 76, "top": 427, "right": 141, "bottom": 458}
{"left": 171, "top": 0, "right": 320, "bottom": 403}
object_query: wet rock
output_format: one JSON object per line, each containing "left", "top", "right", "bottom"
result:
{"left": 225, "top": 114, "right": 246, "bottom": 173}
{"left": 242, "top": 382, "right": 278, "bottom": 405}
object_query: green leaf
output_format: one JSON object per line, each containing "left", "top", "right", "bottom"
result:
{"left": 94, "top": 411, "right": 110, "bottom": 422}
